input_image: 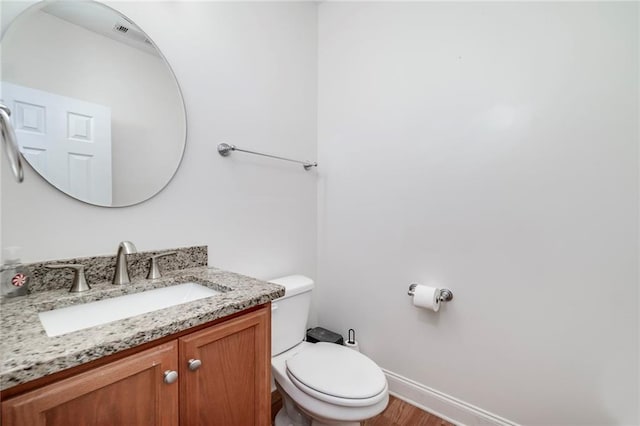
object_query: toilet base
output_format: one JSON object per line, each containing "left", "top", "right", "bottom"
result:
{"left": 275, "top": 397, "right": 311, "bottom": 426}
{"left": 275, "top": 407, "right": 361, "bottom": 426}
{"left": 275, "top": 382, "right": 363, "bottom": 426}
{"left": 275, "top": 407, "right": 308, "bottom": 426}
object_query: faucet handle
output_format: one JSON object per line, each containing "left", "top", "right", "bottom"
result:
{"left": 46, "top": 264, "right": 90, "bottom": 293}
{"left": 147, "top": 252, "right": 177, "bottom": 279}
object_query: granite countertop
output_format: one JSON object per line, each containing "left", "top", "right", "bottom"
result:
{"left": 0, "top": 266, "right": 285, "bottom": 391}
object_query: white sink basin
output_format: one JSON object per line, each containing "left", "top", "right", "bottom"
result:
{"left": 38, "top": 282, "right": 221, "bottom": 337}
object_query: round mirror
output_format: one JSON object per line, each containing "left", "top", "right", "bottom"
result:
{"left": 1, "top": 1, "right": 186, "bottom": 207}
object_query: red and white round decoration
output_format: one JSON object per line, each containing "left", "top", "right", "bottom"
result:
{"left": 11, "top": 273, "right": 27, "bottom": 287}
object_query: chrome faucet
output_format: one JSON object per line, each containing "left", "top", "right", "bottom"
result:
{"left": 112, "top": 241, "right": 137, "bottom": 285}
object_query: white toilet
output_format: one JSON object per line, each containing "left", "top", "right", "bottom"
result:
{"left": 270, "top": 275, "right": 389, "bottom": 426}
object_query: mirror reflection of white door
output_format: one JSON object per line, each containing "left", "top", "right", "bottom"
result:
{"left": 1, "top": 82, "right": 112, "bottom": 205}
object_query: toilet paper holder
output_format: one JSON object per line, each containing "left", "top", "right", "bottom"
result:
{"left": 408, "top": 283, "right": 454, "bottom": 302}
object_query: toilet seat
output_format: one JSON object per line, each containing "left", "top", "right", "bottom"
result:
{"left": 273, "top": 342, "right": 389, "bottom": 423}
{"left": 285, "top": 342, "right": 388, "bottom": 407}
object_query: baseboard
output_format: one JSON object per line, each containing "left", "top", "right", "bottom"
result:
{"left": 383, "top": 369, "right": 520, "bottom": 426}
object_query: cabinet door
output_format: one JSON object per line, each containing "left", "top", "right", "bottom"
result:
{"left": 2, "top": 341, "right": 179, "bottom": 426}
{"left": 179, "top": 305, "right": 270, "bottom": 426}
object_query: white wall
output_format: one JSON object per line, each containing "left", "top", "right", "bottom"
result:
{"left": 2, "top": 8, "right": 184, "bottom": 206}
{"left": 1, "top": 1, "right": 318, "bottom": 285}
{"left": 317, "top": 2, "right": 638, "bottom": 425}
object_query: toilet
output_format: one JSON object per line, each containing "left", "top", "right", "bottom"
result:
{"left": 270, "top": 275, "right": 389, "bottom": 426}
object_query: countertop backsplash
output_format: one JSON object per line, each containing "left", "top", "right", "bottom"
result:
{"left": 25, "top": 245, "right": 208, "bottom": 293}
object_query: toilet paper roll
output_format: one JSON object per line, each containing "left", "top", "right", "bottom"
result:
{"left": 345, "top": 341, "right": 360, "bottom": 352}
{"left": 412, "top": 285, "right": 441, "bottom": 312}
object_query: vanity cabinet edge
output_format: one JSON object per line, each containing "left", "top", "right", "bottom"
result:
{"left": 0, "top": 303, "right": 270, "bottom": 400}
{"left": 1, "top": 341, "right": 179, "bottom": 426}
{"left": 179, "top": 306, "right": 271, "bottom": 425}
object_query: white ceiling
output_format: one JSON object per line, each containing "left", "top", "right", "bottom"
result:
{"left": 41, "top": 2, "right": 159, "bottom": 57}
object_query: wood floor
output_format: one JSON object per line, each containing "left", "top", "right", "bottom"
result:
{"left": 363, "top": 395, "right": 455, "bottom": 426}
{"left": 271, "top": 391, "right": 455, "bottom": 426}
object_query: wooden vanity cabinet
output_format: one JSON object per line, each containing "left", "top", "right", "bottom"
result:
{"left": 1, "top": 304, "right": 270, "bottom": 426}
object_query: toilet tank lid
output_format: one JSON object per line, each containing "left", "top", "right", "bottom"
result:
{"left": 269, "top": 275, "right": 314, "bottom": 299}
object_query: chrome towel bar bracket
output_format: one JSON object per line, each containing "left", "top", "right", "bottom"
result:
{"left": 217, "top": 142, "right": 317, "bottom": 171}
{"left": 408, "top": 283, "right": 454, "bottom": 302}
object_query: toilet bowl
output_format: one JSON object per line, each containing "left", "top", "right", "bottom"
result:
{"left": 270, "top": 275, "right": 389, "bottom": 426}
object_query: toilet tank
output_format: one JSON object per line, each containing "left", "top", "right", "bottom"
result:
{"left": 269, "top": 275, "right": 314, "bottom": 356}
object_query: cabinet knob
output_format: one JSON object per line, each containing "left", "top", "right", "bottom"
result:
{"left": 188, "top": 359, "right": 202, "bottom": 371}
{"left": 163, "top": 370, "right": 178, "bottom": 384}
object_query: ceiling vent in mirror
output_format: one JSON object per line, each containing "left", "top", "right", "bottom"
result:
{"left": 113, "top": 23, "right": 129, "bottom": 33}
{"left": 113, "top": 22, "right": 149, "bottom": 45}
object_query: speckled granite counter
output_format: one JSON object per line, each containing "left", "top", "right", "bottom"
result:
{"left": 0, "top": 267, "right": 284, "bottom": 391}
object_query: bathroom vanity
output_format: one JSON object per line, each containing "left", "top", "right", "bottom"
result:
{"left": 0, "top": 263, "right": 284, "bottom": 425}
